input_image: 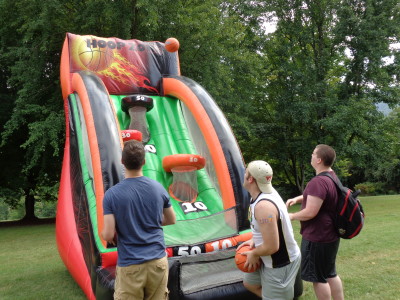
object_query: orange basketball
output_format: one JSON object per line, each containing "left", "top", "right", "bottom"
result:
{"left": 235, "top": 245, "right": 260, "bottom": 273}
{"left": 165, "top": 38, "right": 180, "bottom": 52}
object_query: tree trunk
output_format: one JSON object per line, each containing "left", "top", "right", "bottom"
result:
{"left": 23, "top": 193, "right": 37, "bottom": 221}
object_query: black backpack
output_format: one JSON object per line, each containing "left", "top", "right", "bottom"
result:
{"left": 319, "top": 172, "right": 365, "bottom": 239}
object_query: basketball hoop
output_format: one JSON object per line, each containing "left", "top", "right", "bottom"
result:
{"left": 162, "top": 154, "right": 206, "bottom": 203}
{"left": 121, "top": 95, "right": 153, "bottom": 143}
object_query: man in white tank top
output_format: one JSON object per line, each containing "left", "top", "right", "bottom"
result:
{"left": 238, "top": 160, "right": 301, "bottom": 300}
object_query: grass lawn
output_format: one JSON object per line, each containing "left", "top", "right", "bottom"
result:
{"left": 0, "top": 223, "right": 85, "bottom": 299}
{"left": 0, "top": 195, "right": 399, "bottom": 299}
{"left": 289, "top": 195, "right": 400, "bottom": 300}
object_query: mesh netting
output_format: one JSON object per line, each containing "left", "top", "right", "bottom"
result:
{"left": 180, "top": 102, "right": 221, "bottom": 197}
{"left": 173, "top": 248, "right": 243, "bottom": 294}
{"left": 170, "top": 166, "right": 198, "bottom": 202}
{"left": 163, "top": 207, "right": 238, "bottom": 246}
{"left": 128, "top": 106, "right": 150, "bottom": 142}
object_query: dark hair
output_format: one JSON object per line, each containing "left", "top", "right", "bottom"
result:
{"left": 121, "top": 140, "right": 145, "bottom": 170}
{"left": 315, "top": 144, "right": 336, "bottom": 167}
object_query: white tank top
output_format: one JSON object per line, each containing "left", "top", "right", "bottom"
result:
{"left": 249, "top": 188, "right": 300, "bottom": 268}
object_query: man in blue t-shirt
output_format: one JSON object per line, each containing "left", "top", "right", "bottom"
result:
{"left": 102, "top": 140, "right": 176, "bottom": 300}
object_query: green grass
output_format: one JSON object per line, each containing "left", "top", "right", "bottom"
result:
{"left": 0, "top": 224, "right": 85, "bottom": 299}
{"left": 0, "top": 195, "right": 399, "bottom": 299}
{"left": 289, "top": 195, "right": 400, "bottom": 300}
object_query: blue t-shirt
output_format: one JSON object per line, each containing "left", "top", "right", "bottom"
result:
{"left": 103, "top": 176, "right": 171, "bottom": 266}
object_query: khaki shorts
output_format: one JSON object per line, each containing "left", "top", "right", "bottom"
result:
{"left": 114, "top": 256, "right": 169, "bottom": 300}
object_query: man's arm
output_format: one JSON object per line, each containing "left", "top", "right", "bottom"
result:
{"left": 244, "top": 201, "right": 279, "bottom": 270}
{"left": 289, "top": 195, "right": 323, "bottom": 221}
{"left": 102, "top": 214, "right": 116, "bottom": 245}
{"left": 286, "top": 195, "right": 303, "bottom": 207}
{"left": 162, "top": 206, "right": 176, "bottom": 226}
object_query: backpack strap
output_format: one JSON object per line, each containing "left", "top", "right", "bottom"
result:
{"left": 318, "top": 171, "right": 343, "bottom": 190}
{"left": 319, "top": 172, "right": 361, "bottom": 198}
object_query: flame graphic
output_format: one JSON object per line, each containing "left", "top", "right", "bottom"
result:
{"left": 98, "top": 52, "right": 158, "bottom": 93}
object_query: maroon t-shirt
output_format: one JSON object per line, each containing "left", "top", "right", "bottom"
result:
{"left": 300, "top": 171, "right": 339, "bottom": 243}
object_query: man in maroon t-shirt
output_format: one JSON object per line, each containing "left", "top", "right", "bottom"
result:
{"left": 286, "top": 144, "right": 344, "bottom": 300}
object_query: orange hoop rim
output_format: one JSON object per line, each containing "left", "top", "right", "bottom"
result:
{"left": 162, "top": 154, "right": 206, "bottom": 172}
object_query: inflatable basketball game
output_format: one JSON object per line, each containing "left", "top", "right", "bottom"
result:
{"left": 57, "top": 32, "right": 303, "bottom": 299}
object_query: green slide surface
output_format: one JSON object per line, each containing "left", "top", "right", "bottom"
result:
{"left": 111, "top": 95, "right": 237, "bottom": 246}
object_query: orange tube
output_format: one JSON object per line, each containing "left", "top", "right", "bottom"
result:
{"left": 163, "top": 77, "right": 235, "bottom": 210}
{"left": 162, "top": 154, "right": 206, "bottom": 172}
{"left": 205, "top": 231, "right": 252, "bottom": 252}
{"left": 60, "top": 37, "right": 72, "bottom": 100}
{"left": 56, "top": 140, "right": 96, "bottom": 300}
{"left": 71, "top": 73, "right": 106, "bottom": 247}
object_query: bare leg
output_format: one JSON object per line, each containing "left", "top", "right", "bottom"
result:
{"left": 243, "top": 281, "right": 262, "bottom": 298}
{"left": 327, "top": 275, "right": 344, "bottom": 300}
{"left": 313, "top": 282, "right": 331, "bottom": 300}
{"left": 313, "top": 275, "right": 344, "bottom": 300}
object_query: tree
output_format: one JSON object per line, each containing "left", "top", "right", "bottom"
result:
{"left": 1, "top": 0, "right": 398, "bottom": 220}
{"left": 370, "top": 108, "right": 400, "bottom": 192}
{"left": 0, "top": 0, "right": 66, "bottom": 220}
{"left": 242, "top": 0, "right": 400, "bottom": 195}
{"left": 0, "top": 0, "right": 266, "bottom": 219}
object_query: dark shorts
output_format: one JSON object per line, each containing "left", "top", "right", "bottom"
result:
{"left": 300, "top": 238, "right": 340, "bottom": 283}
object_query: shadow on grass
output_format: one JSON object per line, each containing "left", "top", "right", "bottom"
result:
{"left": 0, "top": 217, "right": 55, "bottom": 227}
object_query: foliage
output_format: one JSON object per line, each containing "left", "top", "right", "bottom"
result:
{"left": 0, "top": 196, "right": 25, "bottom": 221}
{"left": 0, "top": 0, "right": 259, "bottom": 217}
{"left": 0, "top": 194, "right": 56, "bottom": 221}
{"left": 369, "top": 108, "right": 400, "bottom": 193}
{"left": 0, "top": 0, "right": 399, "bottom": 215}
{"left": 240, "top": 0, "right": 400, "bottom": 194}
{"left": 354, "top": 181, "right": 385, "bottom": 195}
{"left": 0, "top": 0, "right": 66, "bottom": 218}
{"left": 34, "top": 200, "right": 57, "bottom": 218}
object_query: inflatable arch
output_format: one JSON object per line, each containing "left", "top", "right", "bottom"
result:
{"left": 57, "top": 33, "right": 301, "bottom": 299}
